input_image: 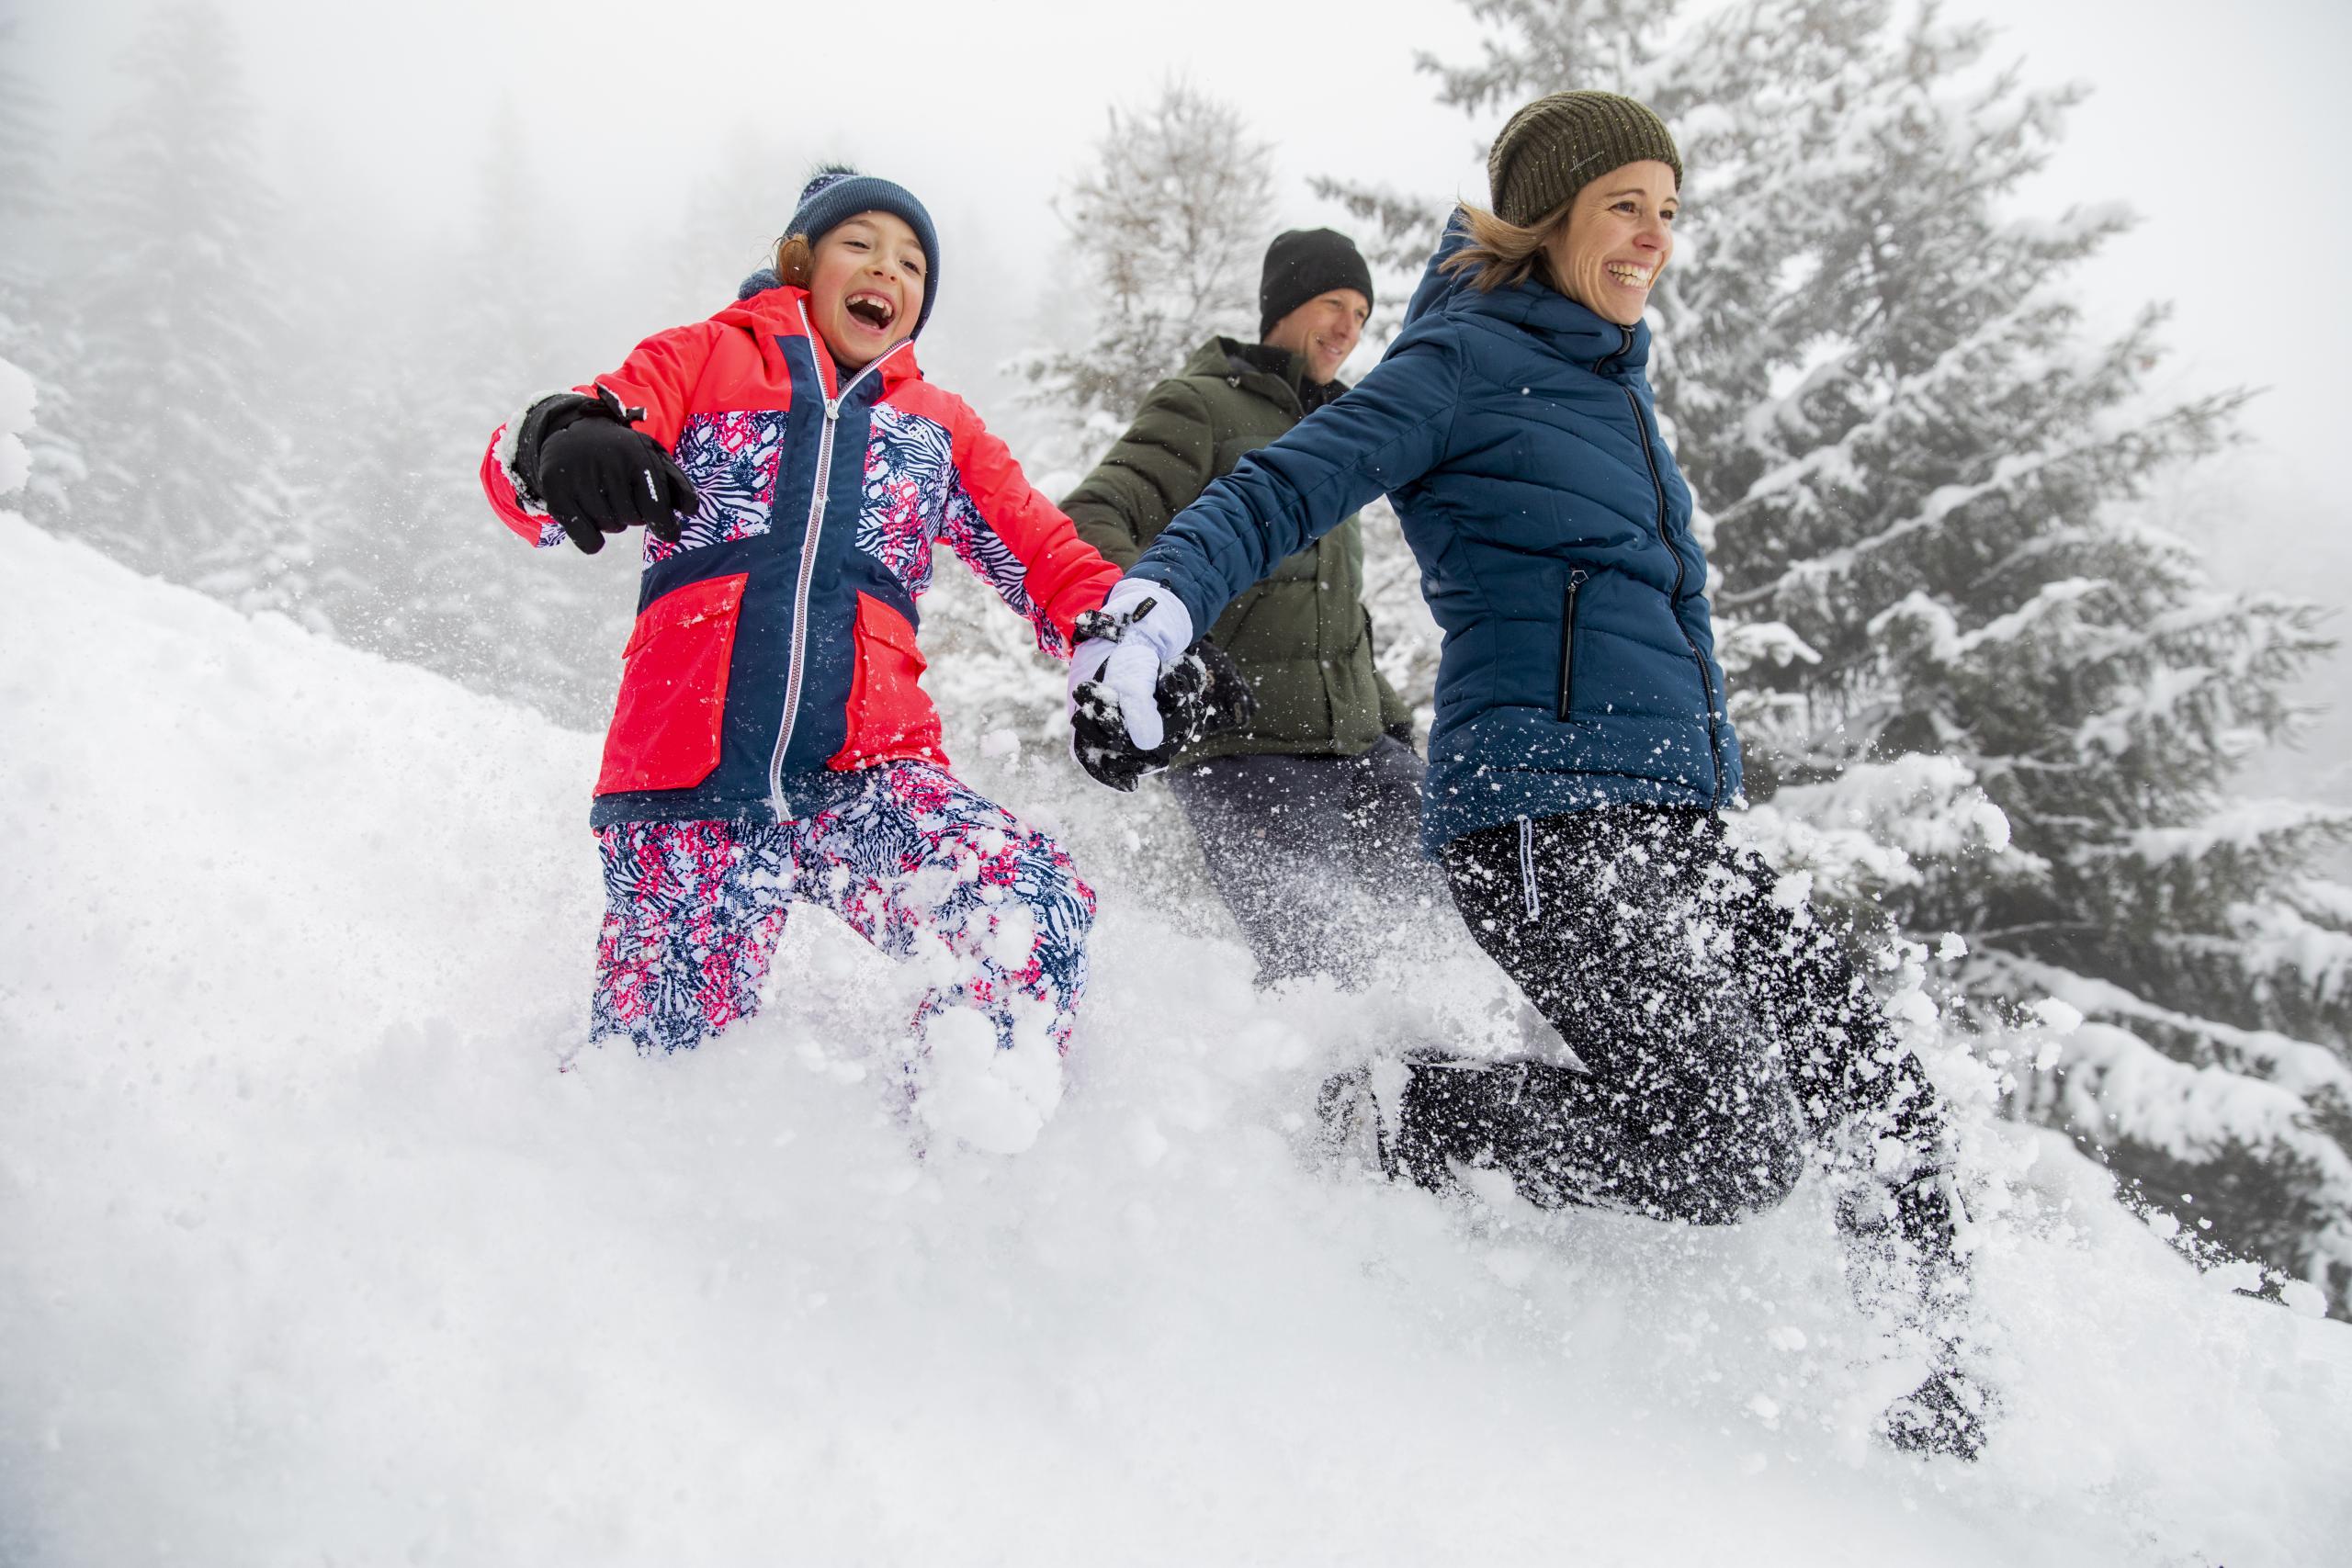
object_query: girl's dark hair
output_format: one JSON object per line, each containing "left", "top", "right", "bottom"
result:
{"left": 771, "top": 232, "right": 816, "bottom": 288}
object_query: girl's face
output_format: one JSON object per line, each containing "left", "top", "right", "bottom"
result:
{"left": 1539, "top": 161, "right": 1679, "bottom": 327}
{"left": 806, "top": 210, "right": 927, "bottom": 369}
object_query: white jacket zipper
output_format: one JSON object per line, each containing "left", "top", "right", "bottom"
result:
{"left": 767, "top": 307, "right": 910, "bottom": 815}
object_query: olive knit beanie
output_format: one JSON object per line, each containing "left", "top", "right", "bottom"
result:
{"left": 1487, "top": 91, "right": 1683, "bottom": 229}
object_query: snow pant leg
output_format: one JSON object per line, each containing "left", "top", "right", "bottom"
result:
{"left": 790, "top": 761, "right": 1095, "bottom": 1055}
{"left": 1343, "top": 737, "right": 1453, "bottom": 914}
{"left": 1165, "top": 737, "right": 1448, "bottom": 987}
{"left": 1417, "top": 807, "right": 1807, "bottom": 1224}
{"left": 590, "top": 818, "right": 796, "bottom": 1055}
{"left": 1715, "top": 844, "right": 1964, "bottom": 1287}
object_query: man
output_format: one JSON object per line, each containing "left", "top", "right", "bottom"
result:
{"left": 1062, "top": 229, "right": 1441, "bottom": 987}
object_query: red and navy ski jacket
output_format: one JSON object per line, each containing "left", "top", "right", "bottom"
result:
{"left": 481, "top": 283, "right": 1119, "bottom": 828}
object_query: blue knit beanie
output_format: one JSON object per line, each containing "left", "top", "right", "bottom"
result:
{"left": 780, "top": 165, "right": 941, "bottom": 337}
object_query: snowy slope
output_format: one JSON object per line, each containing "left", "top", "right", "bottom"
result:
{"left": 3, "top": 513, "right": 2348, "bottom": 1567}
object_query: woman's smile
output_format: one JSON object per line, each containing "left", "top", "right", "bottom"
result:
{"left": 1541, "top": 159, "right": 1679, "bottom": 326}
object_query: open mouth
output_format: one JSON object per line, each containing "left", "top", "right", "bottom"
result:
{"left": 1604, "top": 262, "right": 1657, "bottom": 288}
{"left": 844, "top": 291, "right": 896, "bottom": 331}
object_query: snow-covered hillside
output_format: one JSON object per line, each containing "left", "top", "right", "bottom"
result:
{"left": 3, "top": 513, "right": 2348, "bottom": 1566}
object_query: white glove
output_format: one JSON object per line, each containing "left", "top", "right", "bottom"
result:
{"left": 1067, "top": 578, "right": 1195, "bottom": 750}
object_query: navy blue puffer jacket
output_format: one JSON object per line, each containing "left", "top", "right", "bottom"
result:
{"left": 1130, "top": 219, "right": 1741, "bottom": 852}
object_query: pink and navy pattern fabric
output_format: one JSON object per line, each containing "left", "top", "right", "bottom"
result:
{"left": 646, "top": 409, "right": 789, "bottom": 564}
{"left": 844, "top": 401, "right": 1079, "bottom": 658}
{"left": 940, "top": 463, "right": 1073, "bottom": 660}
{"left": 858, "top": 402, "right": 952, "bottom": 591}
{"left": 590, "top": 762, "right": 1095, "bottom": 1056}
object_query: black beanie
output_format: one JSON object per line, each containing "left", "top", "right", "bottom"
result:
{"left": 1258, "top": 229, "right": 1374, "bottom": 340}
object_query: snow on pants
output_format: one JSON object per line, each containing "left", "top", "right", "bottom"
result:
{"left": 1414, "top": 805, "right": 1953, "bottom": 1248}
{"left": 589, "top": 761, "right": 1095, "bottom": 1057}
{"left": 1163, "top": 736, "right": 1451, "bottom": 987}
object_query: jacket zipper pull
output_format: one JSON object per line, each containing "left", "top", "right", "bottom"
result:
{"left": 1556, "top": 569, "right": 1588, "bottom": 723}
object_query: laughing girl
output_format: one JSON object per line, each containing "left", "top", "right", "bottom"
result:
{"left": 480, "top": 167, "right": 1119, "bottom": 1151}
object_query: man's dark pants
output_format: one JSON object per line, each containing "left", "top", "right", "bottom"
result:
{"left": 1164, "top": 736, "right": 1445, "bottom": 989}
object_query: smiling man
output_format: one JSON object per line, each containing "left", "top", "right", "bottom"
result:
{"left": 1064, "top": 228, "right": 1442, "bottom": 988}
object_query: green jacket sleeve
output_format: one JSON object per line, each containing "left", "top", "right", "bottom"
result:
{"left": 1057, "top": 378, "right": 1216, "bottom": 571}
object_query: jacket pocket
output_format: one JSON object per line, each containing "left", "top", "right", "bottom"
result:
{"left": 594, "top": 572, "right": 748, "bottom": 795}
{"left": 1555, "top": 570, "right": 1587, "bottom": 722}
{"left": 831, "top": 592, "right": 944, "bottom": 768}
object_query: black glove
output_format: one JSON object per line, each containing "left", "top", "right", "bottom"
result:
{"left": 514, "top": 387, "right": 700, "bottom": 555}
{"left": 1070, "top": 634, "right": 1257, "bottom": 793}
{"left": 1383, "top": 716, "right": 1419, "bottom": 752}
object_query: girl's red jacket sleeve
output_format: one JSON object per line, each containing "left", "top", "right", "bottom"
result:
{"left": 478, "top": 321, "right": 730, "bottom": 546}
{"left": 919, "top": 387, "right": 1120, "bottom": 657}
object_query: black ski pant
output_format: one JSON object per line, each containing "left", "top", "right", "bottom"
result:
{"left": 1164, "top": 736, "right": 1450, "bottom": 987}
{"left": 1406, "top": 806, "right": 1955, "bottom": 1260}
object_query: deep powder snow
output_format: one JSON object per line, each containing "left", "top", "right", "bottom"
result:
{"left": 2, "top": 515, "right": 2346, "bottom": 1566}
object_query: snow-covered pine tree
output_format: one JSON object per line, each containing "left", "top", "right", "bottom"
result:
{"left": 645, "top": 134, "right": 807, "bottom": 331}
{"left": 1340, "top": 0, "right": 2352, "bottom": 1311}
{"left": 0, "top": 18, "right": 77, "bottom": 516}
{"left": 937, "top": 80, "right": 1279, "bottom": 741}
{"left": 30, "top": 2, "right": 322, "bottom": 614}
{"left": 322, "top": 101, "right": 635, "bottom": 730}
{"left": 1011, "top": 79, "right": 1276, "bottom": 490}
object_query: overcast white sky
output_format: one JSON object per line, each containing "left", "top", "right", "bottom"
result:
{"left": 13, "top": 0, "right": 2349, "bottom": 780}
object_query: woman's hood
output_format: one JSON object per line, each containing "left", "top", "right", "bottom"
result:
{"left": 1399, "top": 210, "right": 1476, "bottom": 329}
{"left": 1398, "top": 207, "right": 1649, "bottom": 374}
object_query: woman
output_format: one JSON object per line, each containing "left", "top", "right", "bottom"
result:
{"left": 1069, "top": 93, "right": 1986, "bottom": 1456}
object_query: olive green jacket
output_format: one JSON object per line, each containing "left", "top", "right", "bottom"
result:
{"left": 1061, "top": 337, "right": 1411, "bottom": 765}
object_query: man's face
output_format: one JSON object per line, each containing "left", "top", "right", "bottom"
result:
{"left": 1262, "top": 288, "right": 1371, "bottom": 384}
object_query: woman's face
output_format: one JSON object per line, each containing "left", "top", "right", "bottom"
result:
{"left": 806, "top": 210, "right": 927, "bottom": 369}
{"left": 1539, "top": 160, "right": 1679, "bottom": 327}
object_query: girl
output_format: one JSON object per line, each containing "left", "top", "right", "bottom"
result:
{"left": 1071, "top": 96, "right": 1986, "bottom": 1454}
{"left": 481, "top": 168, "right": 1120, "bottom": 1152}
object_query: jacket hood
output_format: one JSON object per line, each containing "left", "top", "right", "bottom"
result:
{"left": 728, "top": 272, "right": 924, "bottom": 389}
{"left": 1400, "top": 209, "right": 1650, "bottom": 375}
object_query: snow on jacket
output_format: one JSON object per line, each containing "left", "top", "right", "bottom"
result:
{"left": 1128, "top": 217, "right": 1741, "bottom": 852}
{"left": 481, "top": 282, "right": 1120, "bottom": 829}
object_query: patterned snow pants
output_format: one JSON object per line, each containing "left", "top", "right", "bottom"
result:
{"left": 589, "top": 762, "right": 1095, "bottom": 1056}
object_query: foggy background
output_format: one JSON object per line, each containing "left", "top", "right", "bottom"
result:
{"left": 9, "top": 0, "right": 2345, "bottom": 776}
{"left": 8, "top": 0, "right": 2352, "bottom": 1315}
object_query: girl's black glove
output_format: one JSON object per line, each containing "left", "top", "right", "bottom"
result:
{"left": 514, "top": 387, "right": 700, "bottom": 555}
{"left": 1070, "top": 636, "right": 1257, "bottom": 792}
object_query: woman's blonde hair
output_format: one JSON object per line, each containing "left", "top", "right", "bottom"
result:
{"left": 1441, "top": 198, "right": 1577, "bottom": 294}
{"left": 771, "top": 232, "right": 816, "bottom": 288}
